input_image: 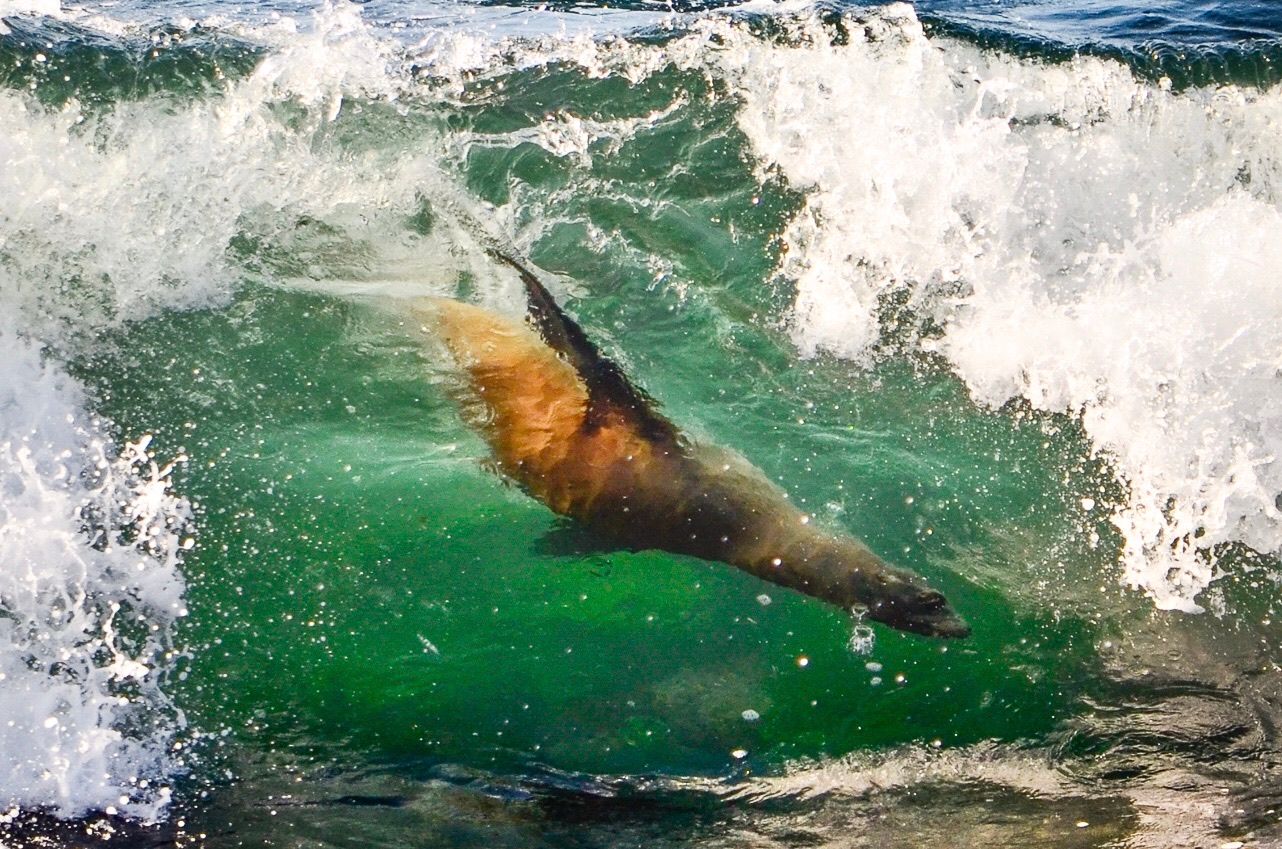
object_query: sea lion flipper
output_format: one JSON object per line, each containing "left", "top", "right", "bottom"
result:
{"left": 533, "top": 520, "right": 628, "bottom": 558}
{"left": 487, "top": 249, "right": 681, "bottom": 446}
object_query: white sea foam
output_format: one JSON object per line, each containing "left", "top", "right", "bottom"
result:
{"left": 0, "top": 0, "right": 58, "bottom": 33}
{"left": 0, "top": 0, "right": 55, "bottom": 11}
{"left": 0, "top": 327, "right": 188, "bottom": 820}
{"left": 0, "top": 1, "right": 438, "bottom": 819}
{"left": 0, "top": 6, "right": 423, "bottom": 342}
{"left": 682, "top": 4, "right": 1282, "bottom": 611}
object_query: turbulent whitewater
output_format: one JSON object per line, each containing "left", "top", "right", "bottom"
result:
{"left": 2, "top": 0, "right": 1281, "bottom": 845}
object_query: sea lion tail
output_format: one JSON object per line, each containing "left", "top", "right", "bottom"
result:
{"left": 486, "top": 249, "right": 680, "bottom": 445}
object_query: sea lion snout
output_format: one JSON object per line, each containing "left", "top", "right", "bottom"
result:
{"left": 865, "top": 580, "right": 971, "bottom": 639}
{"left": 796, "top": 545, "right": 969, "bottom": 638}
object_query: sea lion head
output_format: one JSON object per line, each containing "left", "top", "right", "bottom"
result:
{"left": 815, "top": 547, "right": 969, "bottom": 638}
{"left": 855, "top": 566, "right": 971, "bottom": 638}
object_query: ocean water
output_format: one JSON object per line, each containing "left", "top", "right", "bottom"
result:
{"left": 2, "top": 0, "right": 1282, "bottom": 845}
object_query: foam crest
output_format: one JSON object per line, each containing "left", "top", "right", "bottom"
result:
{"left": 0, "top": 8, "right": 423, "bottom": 346}
{"left": 0, "top": 327, "right": 188, "bottom": 819}
{"left": 0, "top": 0, "right": 58, "bottom": 32}
{"left": 949, "top": 196, "right": 1282, "bottom": 609}
{"left": 0, "top": 1, "right": 435, "bottom": 818}
{"left": 699, "top": 3, "right": 1282, "bottom": 610}
{"left": 228, "top": 1, "right": 401, "bottom": 119}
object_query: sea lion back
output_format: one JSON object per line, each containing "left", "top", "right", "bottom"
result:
{"left": 416, "top": 297, "right": 663, "bottom": 519}
{"left": 412, "top": 253, "right": 969, "bottom": 639}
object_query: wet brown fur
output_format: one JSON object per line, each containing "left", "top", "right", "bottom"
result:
{"left": 419, "top": 298, "right": 661, "bottom": 519}
{"left": 415, "top": 292, "right": 969, "bottom": 638}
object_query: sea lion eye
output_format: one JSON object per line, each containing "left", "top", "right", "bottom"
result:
{"left": 916, "top": 590, "right": 946, "bottom": 611}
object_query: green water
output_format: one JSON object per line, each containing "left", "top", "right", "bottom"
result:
{"left": 12, "top": 6, "right": 1282, "bottom": 845}
{"left": 60, "top": 34, "right": 1125, "bottom": 812}
{"left": 81, "top": 276, "right": 1109, "bottom": 786}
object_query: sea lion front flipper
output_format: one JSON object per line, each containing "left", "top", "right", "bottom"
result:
{"left": 533, "top": 519, "right": 631, "bottom": 558}
{"left": 487, "top": 249, "right": 681, "bottom": 446}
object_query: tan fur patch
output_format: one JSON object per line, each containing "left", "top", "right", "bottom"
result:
{"left": 415, "top": 298, "right": 657, "bottom": 517}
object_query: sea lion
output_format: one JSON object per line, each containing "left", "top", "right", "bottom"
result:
{"left": 416, "top": 251, "right": 970, "bottom": 638}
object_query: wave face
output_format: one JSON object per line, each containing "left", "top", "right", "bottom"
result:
{"left": 695, "top": 5, "right": 1282, "bottom": 612}
{"left": 365, "top": 0, "right": 1282, "bottom": 610}
{"left": 0, "top": 17, "right": 202, "bottom": 815}
{"left": 0, "top": 0, "right": 412, "bottom": 818}
{"left": 2, "top": 0, "right": 1282, "bottom": 843}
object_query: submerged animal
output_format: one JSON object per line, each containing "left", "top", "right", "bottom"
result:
{"left": 415, "top": 251, "right": 969, "bottom": 638}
